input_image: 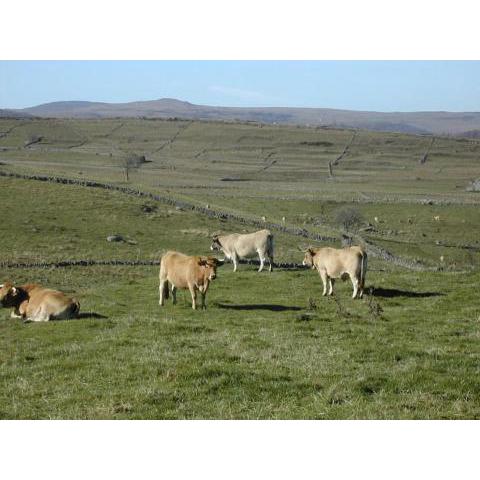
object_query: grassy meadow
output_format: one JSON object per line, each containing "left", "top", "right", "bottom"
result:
{"left": 0, "top": 118, "right": 480, "bottom": 418}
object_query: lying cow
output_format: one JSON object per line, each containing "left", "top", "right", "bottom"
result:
{"left": 0, "top": 282, "right": 80, "bottom": 322}
{"left": 210, "top": 229, "right": 274, "bottom": 272}
{"left": 159, "top": 251, "right": 220, "bottom": 310}
{"left": 302, "top": 246, "right": 367, "bottom": 299}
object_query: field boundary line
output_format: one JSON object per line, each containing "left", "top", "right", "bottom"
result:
{"left": 0, "top": 258, "right": 307, "bottom": 270}
{"left": 0, "top": 170, "right": 436, "bottom": 271}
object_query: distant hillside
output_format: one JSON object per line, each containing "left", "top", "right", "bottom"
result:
{"left": 0, "top": 109, "right": 32, "bottom": 118}
{"left": 10, "top": 98, "right": 480, "bottom": 135}
{"left": 457, "top": 129, "right": 480, "bottom": 138}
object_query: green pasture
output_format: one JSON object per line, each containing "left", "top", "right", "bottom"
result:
{"left": 0, "top": 118, "right": 479, "bottom": 418}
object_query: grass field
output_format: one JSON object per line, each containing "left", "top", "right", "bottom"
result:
{"left": 1, "top": 118, "right": 480, "bottom": 419}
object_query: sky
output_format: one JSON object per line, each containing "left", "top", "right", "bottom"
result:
{"left": 1, "top": 61, "right": 480, "bottom": 112}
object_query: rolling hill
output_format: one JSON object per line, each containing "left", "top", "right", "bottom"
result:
{"left": 9, "top": 98, "right": 480, "bottom": 135}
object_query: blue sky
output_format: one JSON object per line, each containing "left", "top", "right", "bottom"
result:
{"left": 1, "top": 61, "right": 479, "bottom": 112}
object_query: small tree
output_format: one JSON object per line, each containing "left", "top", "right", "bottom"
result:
{"left": 467, "top": 179, "right": 480, "bottom": 192}
{"left": 335, "top": 207, "right": 364, "bottom": 233}
{"left": 120, "top": 153, "right": 146, "bottom": 182}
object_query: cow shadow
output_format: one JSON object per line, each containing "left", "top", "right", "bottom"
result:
{"left": 77, "top": 312, "right": 109, "bottom": 319}
{"left": 216, "top": 303, "right": 302, "bottom": 312}
{"left": 369, "top": 287, "right": 445, "bottom": 298}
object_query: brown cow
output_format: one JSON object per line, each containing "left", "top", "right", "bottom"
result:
{"left": 159, "top": 251, "right": 220, "bottom": 310}
{"left": 302, "top": 246, "right": 367, "bottom": 299}
{"left": 0, "top": 282, "right": 80, "bottom": 322}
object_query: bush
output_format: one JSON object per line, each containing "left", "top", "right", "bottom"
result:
{"left": 335, "top": 207, "right": 364, "bottom": 233}
{"left": 467, "top": 179, "right": 480, "bottom": 192}
{"left": 120, "top": 153, "right": 147, "bottom": 181}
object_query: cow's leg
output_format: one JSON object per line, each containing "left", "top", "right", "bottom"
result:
{"left": 159, "top": 279, "right": 166, "bottom": 306}
{"left": 232, "top": 254, "right": 239, "bottom": 272}
{"left": 201, "top": 292, "right": 206, "bottom": 309}
{"left": 268, "top": 254, "right": 274, "bottom": 272}
{"left": 319, "top": 270, "right": 328, "bottom": 296}
{"left": 328, "top": 278, "right": 335, "bottom": 296}
{"left": 258, "top": 251, "right": 265, "bottom": 272}
{"left": 350, "top": 274, "right": 359, "bottom": 299}
{"left": 189, "top": 285, "right": 197, "bottom": 310}
{"left": 171, "top": 285, "right": 177, "bottom": 305}
{"left": 10, "top": 309, "right": 22, "bottom": 319}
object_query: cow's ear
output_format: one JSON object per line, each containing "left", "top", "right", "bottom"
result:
{"left": 308, "top": 247, "right": 316, "bottom": 256}
{"left": 198, "top": 258, "right": 207, "bottom": 266}
{"left": 10, "top": 287, "right": 17, "bottom": 296}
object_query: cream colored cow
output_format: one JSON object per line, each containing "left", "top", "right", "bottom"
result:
{"left": 210, "top": 229, "right": 274, "bottom": 272}
{"left": 302, "top": 246, "right": 367, "bottom": 299}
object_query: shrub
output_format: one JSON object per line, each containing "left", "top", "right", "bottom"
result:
{"left": 335, "top": 207, "right": 364, "bottom": 233}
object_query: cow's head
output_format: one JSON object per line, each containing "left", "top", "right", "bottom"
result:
{"left": 302, "top": 248, "right": 317, "bottom": 269}
{"left": 0, "top": 282, "right": 20, "bottom": 308}
{"left": 198, "top": 256, "right": 219, "bottom": 281}
{"left": 210, "top": 235, "right": 222, "bottom": 252}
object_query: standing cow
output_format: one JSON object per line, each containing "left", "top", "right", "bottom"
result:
{"left": 302, "top": 246, "right": 367, "bottom": 299}
{"left": 0, "top": 282, "right": 80, "bottom": 322}
{"left": 210, "top": 229, "right": 274, "bottom": 272}
{"left": 159, "top": 251, "right": 220, "bottom": 310}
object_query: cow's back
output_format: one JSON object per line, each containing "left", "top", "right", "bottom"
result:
{"left": 23, "top": 284, "right": 79, "bottom": 318}
{"left": 160, "top": 251, "right": 195, "bottom": 288}
{"left": 223, "top": 229, "right": 271, "bottom": 257}
{"left": 316, "top": 247, "right": 363, "bottom": 277}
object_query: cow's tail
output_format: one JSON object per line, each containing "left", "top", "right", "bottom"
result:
{"left": 266, "top": 232, "right": 274, "bottom": 270}
{"left": 159, "top": 255, "right": 169, "bottom": 300}
{"left": 360, "top": 251, "right": 368, "bottom": 291}
{"left": 163, "top": 280, "right": 169, "bottom": 300}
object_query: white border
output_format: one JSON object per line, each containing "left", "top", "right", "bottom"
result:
{"left": 1, "top": 420, "right": 478, "bottom": 479}
{"left": 1, "top": 0, "right": 479, "bottom": 59}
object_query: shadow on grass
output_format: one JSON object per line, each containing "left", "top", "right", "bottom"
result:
{"left": 216, "top": 303, "right": 302, "bottom": 312}
{"left": 77, "top": 312, "right": 109, "bottom": 319}
{"left": 369, "top": 287, "right": 445, "bottom": 298}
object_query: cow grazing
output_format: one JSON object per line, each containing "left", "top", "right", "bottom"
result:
{"left": 210, "top": 229, "right": 274, "bottom": 272}
{"left": 0, "top": 282, "right": 80, "bottom": 322}
{"left": 302, "top": 246, "right": 367, "bottom": 299}
{"left": 159, "top": 251, "right": 220, "bottom": 310}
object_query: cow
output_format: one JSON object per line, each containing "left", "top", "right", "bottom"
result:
{"left": 159, "top": 251, "right": 220, "bottom": 310}
{"left": 0, "top": 282, "right": 80, "bottom": 322}
{"left": 302, "top": 245, "right": 367, "bottom": 299}
{"left": 210, "top": 229, "right": 274, "bottom": 272}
